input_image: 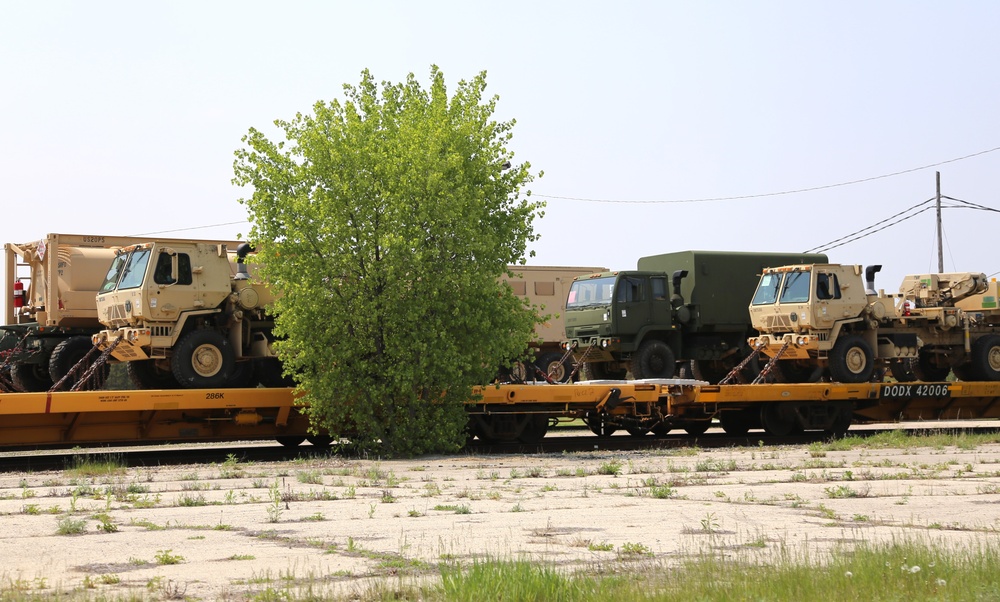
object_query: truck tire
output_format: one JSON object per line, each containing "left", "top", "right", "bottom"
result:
{"left": 971, "top": 335, "right": 1000, "bottom": 381}
{"left": 49, "top": 336, "right": 106, "bottom": 389}
{"left": 630, "top": 340, "right": 676, "bottom": 379}
{"left": 11, "top": 362, "right": 52, "bottom": 392}
{"left": 913, "top": 350, "right": 951, "bottom": 382}
{"left": 535, "top": 352, "right": 571, "bottom": 383}
{"left": 127, "top": 360, "right": 178, "bottom": 389}
{"left": 828, "top": 335, "right": 874, "bottom": 383}
{"left": 171, "top": 330, "right": 236, "bottom": 388}
{"left": 889, "top": 358, "right": 917, "bottom": 382}
{"left": 256, "top": 357, "right": 295, "bottom": 387}
{"left": 582, "top": 362, "right": 627, "bottom": 381}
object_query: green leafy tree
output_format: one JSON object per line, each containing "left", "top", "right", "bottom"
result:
{"left": 233, "top": 66, "right": 544, "bottom": 456}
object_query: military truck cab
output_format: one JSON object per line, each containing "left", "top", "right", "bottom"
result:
{"left": 93, "top": 241, "right": 281, "bottom": 389}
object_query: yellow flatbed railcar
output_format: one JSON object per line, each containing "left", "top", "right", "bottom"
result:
{"left": 1, "top": 380, "right": 999, "bottom": 449}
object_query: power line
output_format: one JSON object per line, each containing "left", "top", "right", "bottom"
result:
{"left": 539, "top": 145, "right": 1000, "bottom": 204}
{"left": 804, "top": 198, "right": 935, "bottom": 253}
{"left": 129, "top": 221, "right": 247, "bottom": 237}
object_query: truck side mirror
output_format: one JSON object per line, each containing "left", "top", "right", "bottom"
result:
{"left": 671, "top": 269, "right": 688, "bottom": 309}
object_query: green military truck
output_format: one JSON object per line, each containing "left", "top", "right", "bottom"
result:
{"left": 562, "top": 251, "right": 828, "bottom": 381}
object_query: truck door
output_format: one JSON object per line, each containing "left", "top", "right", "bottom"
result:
{"left": 613, "top": 275, "right": 650, "bottom": 349}
{"left": 649, "top": 276, "right": 672, "bottom": 332}
{"left": 812, "top": 272, "right": 840, "bottom": 329}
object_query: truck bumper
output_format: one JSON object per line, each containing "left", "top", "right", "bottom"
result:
{"left": 749, "top": 334, "right": 818, "bottom": 360}
{"left": 92, "top": 329, "right": 152, "bottom": 361}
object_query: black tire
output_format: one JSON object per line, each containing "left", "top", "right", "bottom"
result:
{"left": 629, "top": 340, "right": 676, "bottom": 379}
{"left": 171, "top": 330, "right": 236, "bottom": 388}
{"left": 828, "top": 335, "right": 874, "bottom": 383}
{"left": 582, "top": 362, "right": 627, "bottom": 381}
{"left": 951, "top": 363, "right": 975, "bottom": 382}
{"left": 256, "top": 358, "right": 295, "bottom": 387}
{"left": 889, "top": 358, "right": 917, "bottom": 382}
{"left": 913, "top": 350, "right": 951, "bottom": 382}
{"left": 127, "top": 359, "right": 178, "bottom": 389}
{"left": 276, "top": 436, "right": 305, "bottom": 447}
{"left": 49, "top": 336, "right": 102, "bottom": 389}
{"left": 11, "top": 361, "right": 52, "bottom": 392}
{"left": 971, "top": 335, "right": 1000, "bottom": 381}
{"left": 226, "top": 360, "right": 256, "bottom": 388}
{"left": 690, "top": 359, "right": 731, "bottom": 384}
{"left": 535, "top": 352, "right": 572, "bottom": 383}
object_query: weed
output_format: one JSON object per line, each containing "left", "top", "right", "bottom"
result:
{"left": 154, "top": 549, "right": 184, "bottom": 565}
{"left": 56, "top": 515, "right": 87, "bottom": 535}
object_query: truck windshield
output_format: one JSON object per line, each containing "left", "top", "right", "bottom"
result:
{"left": 779, "top": 270, "right": 811, "bottom": 303}
{"left": 567, "top": 277, "right": 615, "bottom": 309}
{"left": 100, "top": 249, "right": 152, "bottom": 292}
{"left": 98, "top": 254, "right": 129, "bottom": 294}
{"left": 751, "top": 273, "right": 782, "bottom": 306}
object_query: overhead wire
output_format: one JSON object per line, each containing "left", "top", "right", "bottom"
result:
{"left": 538, "top": 145, "right": 1000, "bottom": 204}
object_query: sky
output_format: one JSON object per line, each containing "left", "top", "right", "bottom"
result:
{"left": 3, "top": 1, "right": 1000, "bottom": 318}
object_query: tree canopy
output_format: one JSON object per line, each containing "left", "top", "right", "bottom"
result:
{"left": 232, "top": 66, "right": 544, "bottom": 456}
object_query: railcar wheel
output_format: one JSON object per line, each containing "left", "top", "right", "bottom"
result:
{"left": 307, "top": 435, "right": 333, "bottom": 448}
{"left": 276, "top": 436, "right": 305, "bottom": 447}
{"left": 630, "top": 340, "right": 675, "bottom": 379}
{"left": 171, "top": 330, "right": 236, "bottom": 388}
{"left": 584, "top": 412, "right": 617, "bottom": 437}
{"left": 625, "top": 426, "right": 650, "bottom": 437}
{"left": 828, "top": 335, "right": 874, "bottom": 383}
{"left": 650, "top": 423, "right": 672, "bottom": 436}
{"left": 682, "top": 421, "right": 711, "bottom": 436}
{"left": 11, "top": 362, "right": 52, "bottom": 392}
{"left": 518, "top": 415, "right": 549, "bottom": 443}
{"left": 719, "top": 410, "right": 755, "bottom": 436}
{"left": 971, "top": 335, "right": 1000, "bottom": 381}
{"left": 127, "top": 359, "right": 178, "bottom": 389}
{"left": 824, "top": 408, "right": 853, "bottom": 439}
{"left": 761, "top": 403, "right": 800, "bottom": 436}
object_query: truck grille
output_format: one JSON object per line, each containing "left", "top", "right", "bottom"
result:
{"left": 763, "top": 315, "right": 792, "bottom": 330}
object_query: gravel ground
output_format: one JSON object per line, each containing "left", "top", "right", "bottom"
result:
{"left": 1, "top": 435, "right": 999, "bottom": 600}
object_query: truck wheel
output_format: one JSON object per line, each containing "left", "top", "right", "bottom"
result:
{"left": 256, "top": 358, "right": 295, "bottom": 387}
{"left": 171, "top": 330, "right": 236, "bottom": 388}
{"left": 535, "top": 352, "right": 572, "bottom": 383}
{"left": 630, "top": 340, "right": 676, "bottom": 379}
{"left": 582, "top": 362, "right": 627, "bottom": 381}
{"left": 889, "top": 358, "right": 917, "bottom": 382}
{"left": 49, "top": 336, "right": 106, "bottom": 389}
{"left": 913, "top": 350, "right": 951, "bottom": 381}
{"left": 127, "top": 360, "right": 178, "bottom": 389}
{"left": 971, "top": 335, "right": 1000, "bottom": 381}
{"left": 11, "top": 362, "right": 52, "bottom": 392}
{"left": 828, "top": 335, "right": 874, "bottom": 383}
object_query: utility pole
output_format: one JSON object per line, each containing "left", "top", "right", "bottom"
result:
{"left": 936, "top": 171, "right": 943, "bottom": 273}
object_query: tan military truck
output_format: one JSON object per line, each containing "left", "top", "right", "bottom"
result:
{"left": 91, "top": 240, "right": 281, "bottom": 389}
{"left": 2, "top": 234, "right": 239, "bottom": 392}
{"left": 502, "top": 265, "right": 605, "bottom": 382}
{"left": 748, "top": 263, "right": 1000, "bottom": 383}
